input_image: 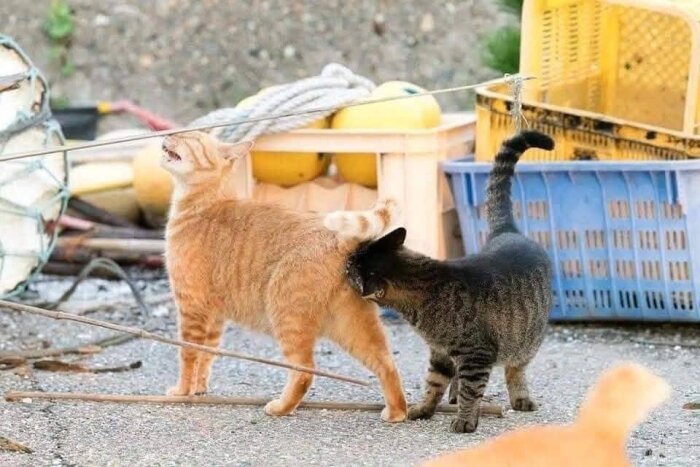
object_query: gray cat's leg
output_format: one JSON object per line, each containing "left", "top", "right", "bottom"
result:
{"left": 448, "top": 377, "right": 458, "bottom": 404}
{"left": 505, "top": 363, "right": 537, "bottom": 411}
{"left": 451, "top": 351, "right": 495, "bottom": 433}
{"left": 407, "top": 349, "right": 454, "bottom": 420}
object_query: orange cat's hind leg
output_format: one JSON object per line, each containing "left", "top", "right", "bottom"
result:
{"left": 326, "top": 296, "right": 407, "bottom": 422}
{"left": 194, "top": 316, "right": 225, "bottom": 395}
{"left": 167, "top": 304, "right": 214, "bottom": 396}
{"left": 505, "top": 363, "right": 537, "bottom": 411}
{"left": 264, "top": 312, "right": 319, "bottom": 417}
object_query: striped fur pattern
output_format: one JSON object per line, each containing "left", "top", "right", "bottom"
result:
{"left": 323, "top": 198, "right": 399, "bottom": 241}
{"left": 426, "top": 363, "right": 670, "bottom": 466}
{"left": 346, "top": 131, "right": 555, "bottom": 433}
{"left": 160, "top": 131, "right": 407, "bottom": 423}
{"left": 486, "top": 130, "right": 553, "bottom": 236}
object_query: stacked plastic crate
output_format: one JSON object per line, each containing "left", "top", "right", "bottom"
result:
{"left": 444, "top": 0, "right": 700, "bottom": 321}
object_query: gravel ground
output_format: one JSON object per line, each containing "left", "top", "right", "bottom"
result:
{"left": 2, "top": 4, "right": 699, "bottom": 465}
{"left": 1, "top": 274, "right": 700, "bottom": 466}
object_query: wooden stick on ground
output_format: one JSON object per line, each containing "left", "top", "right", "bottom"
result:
{"left": 0, "top": 332, "right": 136, "bottom": 360}
{"left": 59, "top": 214, "right": 164, "bottom": 240}
{"left": 0, "top": 300, "right": 369, "bottom": 387}
{"left": 57, "top": 237, "right": 165, "bottom": 254}
{"left": 0, "top": 435, "right": 32, "bottom": 454}
{"left": 68, "top": 197, "right": 139, "bottom": 228}
{"left": 4, "top": 391, "right": 504, "bottom": 418}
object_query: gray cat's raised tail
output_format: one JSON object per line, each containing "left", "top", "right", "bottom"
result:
{"left": 486, "top": 131, "right": 554, "bottom": 236}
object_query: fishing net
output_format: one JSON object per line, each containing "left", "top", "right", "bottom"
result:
{"left": 0, "top": 35, "right": 69, "bottom": 298}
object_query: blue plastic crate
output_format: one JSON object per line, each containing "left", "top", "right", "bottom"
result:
{"left": 442, "top": 159, "right": 700, "bottom": 322}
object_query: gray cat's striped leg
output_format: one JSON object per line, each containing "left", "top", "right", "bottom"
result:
{"left": 505, "top": 363, "right": 537, "bottom": 411}
{"left": 407, "top": 350, "right": 454, "bottom": 420}
{"left": 447, "top": 377, "right": 458, "bottom": 404}
{"left": 451, "top": 352, "right": 494, "bottom": 433}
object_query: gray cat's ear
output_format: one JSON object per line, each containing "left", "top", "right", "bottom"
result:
{"left": 373, "top": 227, "right": 406, "bottom": 252}
{"left": 220, "top": 140, "right": 254, "bottom": 160}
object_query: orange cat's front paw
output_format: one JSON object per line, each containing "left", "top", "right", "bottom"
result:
{"left": 264, "top": 399, "right": 294, "bottom": 416}
{"left": 511, "top": 397, "right": 537, "bottom": 412}
{"left": 167, "top": 385, "right": 194, "bottom": 396}
{"left": 381, "top": 406, "right": 407, "bottom": 423}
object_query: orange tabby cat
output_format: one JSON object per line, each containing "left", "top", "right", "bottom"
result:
{"left": 160, "top": 130, "right": 407, "bottom": 422}
{"left": 426, "top": 362, "right": 670, "bottom": 467}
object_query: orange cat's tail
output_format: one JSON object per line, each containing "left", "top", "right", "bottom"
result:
{"left": 575, "top": 362, "right": 671, "bottom": 442}
{"left": 323, "top": 198, "right": 400, "bottom": 242}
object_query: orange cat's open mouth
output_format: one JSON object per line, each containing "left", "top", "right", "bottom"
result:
{"left": 163, "top": 147, "right": 182, "bottom": 162}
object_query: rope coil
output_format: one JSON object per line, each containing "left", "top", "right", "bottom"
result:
{"left": 193, "top": 63, "right": 376, "bottom": 142}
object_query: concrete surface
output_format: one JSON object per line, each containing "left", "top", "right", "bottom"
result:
{"left": 1, "top": 274, "right": 699, "bottom": 466}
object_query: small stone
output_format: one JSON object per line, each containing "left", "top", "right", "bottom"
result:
{"left": 152, "top": 305, "right": 169, "bottom": 318}
{"left": 372, "top": 13, "right": 386, "bottom": 36}
{"left": 420, "top": 13, "right": 434, "bottom": 33}
{"left": 94, "top": 14, "right": 110, "bottom": 26}
{"left": 139, "top": 54, "right": 154, "bottom": 69}
{"left": 283, "top": 45, "right": 296, "bottom": 59}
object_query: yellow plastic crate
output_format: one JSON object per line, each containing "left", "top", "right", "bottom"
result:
{"left": 475, "top": 84, "right": 700, "bottom": 162}
{"left": 520, "top": 0, "right": 700, "bottom": 135}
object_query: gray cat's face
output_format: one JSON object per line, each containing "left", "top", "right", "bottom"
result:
{"left": 347, "top": 228, "right": 407, "bottom": 301}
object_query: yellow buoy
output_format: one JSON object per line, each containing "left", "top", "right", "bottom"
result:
{"left": 331, "top": 81, "right": 442, "bottom": 188}
{"left": 238, "top": 88, "right": 330, "bottom": 186}
{"left": 70, "top": 162, "right": 134, "bottom": 196}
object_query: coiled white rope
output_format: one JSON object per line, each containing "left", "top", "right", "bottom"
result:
{"left": 191, "top": 63, "right": 375, "bottom": 142}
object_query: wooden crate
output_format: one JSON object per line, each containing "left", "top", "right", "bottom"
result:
{"left": 231, "top": 112, "right": 476, "bottom": 259}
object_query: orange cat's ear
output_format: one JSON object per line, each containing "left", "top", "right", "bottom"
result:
{"left": 220, "top": 140, "right": 254, "bottom": 161}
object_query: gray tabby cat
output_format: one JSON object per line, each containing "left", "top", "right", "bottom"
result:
{"left": 345, "top": 131, "right": 555, "bottom": 433}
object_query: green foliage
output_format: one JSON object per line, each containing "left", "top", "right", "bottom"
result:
{"left": 44, "top": 0, "right": 74, "bottom": 42}
{"left": 50, "top": 95, "right": 71, "bottom": 110}
{"left": 61, "top": 60, "right": 76, "bottom": 77}
{"left": 482, "top": 26, "right": 521, "bottom": 74}
{"left": 495, "top": 0, "right": 524, "bottom": 16}
{"left": 480, "top": 0, "right": 524, "bottom": 74}
{"left": 43, "top": 1, "right": 76, "bottom": 78}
